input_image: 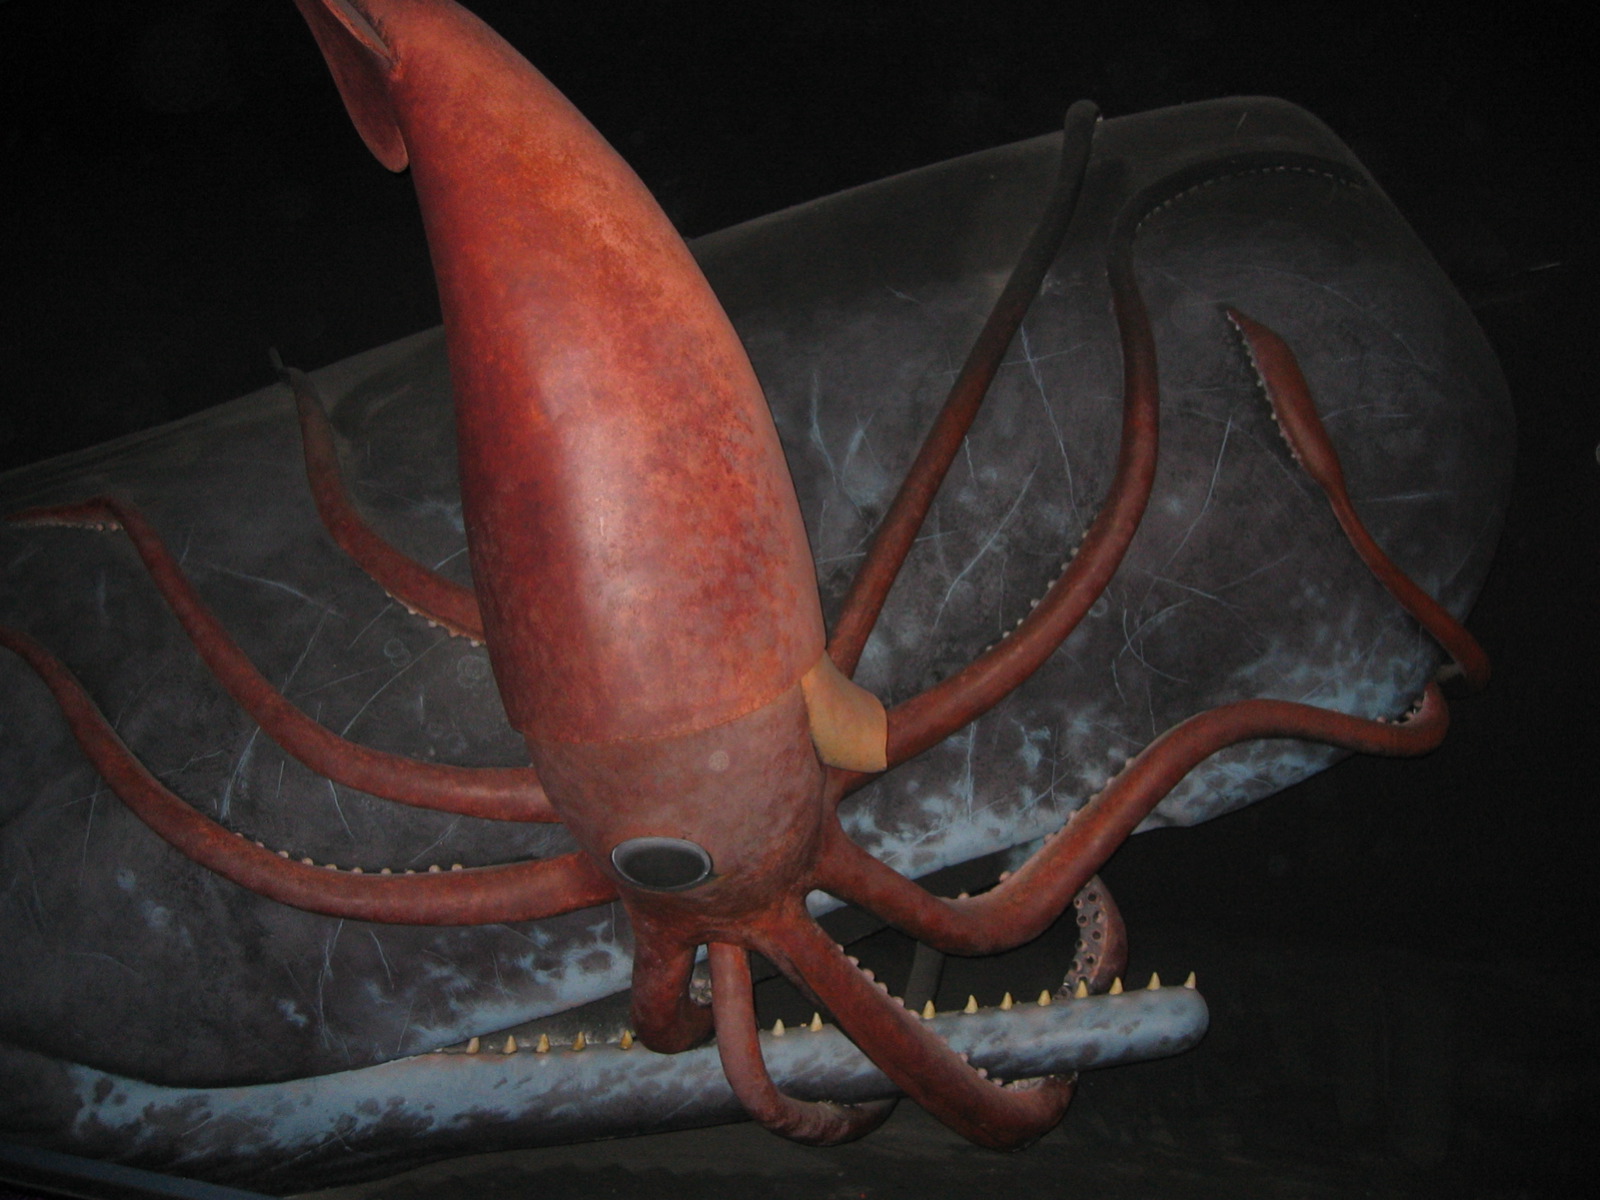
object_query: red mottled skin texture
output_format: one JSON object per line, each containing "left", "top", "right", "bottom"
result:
{"left": 0, "top": 0, "right": 1486, "bottom": 1150}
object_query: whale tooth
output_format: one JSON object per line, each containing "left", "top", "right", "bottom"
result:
{"left": 380, "top": 867, "right": 392, "bottom": 875}
{"left": 860, "top": 967, "right": 874, "bottom": 981}
{"left": 300, "top": 857, "right": 313, "bottom": 865}
{"left": 1074, "top": 979, "right": 1089, "bottom": 999}
{"left": 963, "top": 995, "right": 978, "bottom": 1014}
{"left": 921, "top": 1000, "right": 936, "bottom": 1019}
{"left": 428, "top": 864, "right": 441, "bottom": 873}
{"left": 1147, "top": 972, "right": 1162, "bottom": 990}
{"left": 350, "top": 867, "right": 362, "bottom": 874}
{"left": 278, "top": 850, "right": 289, "bottom": 858}
{"left": 503, "top": 1035, "right": 517, "bottom": 1054}
{"left": 1037, "top": 990, "right": 1052, "bottom": 1007}
{"left": 809, "top": 1013, "right": 823, "bottom": 1032}
{"left": 1184, "top": 971, "right": 1198, "bottom": 989}
{"left": 1109, "top": 977, "right": 1124, "bottom": 995}
{"left": 572, "top": 1032, "right": 586, "bottom": 1051}
{"left": 772, "top": 1019, "right": 786, "bottom": 1037}
{"left": 619, "top": 1030, "right": 634, "bottom": 1049}
{"left": 323, "top": 862, "right": 336, "bottom": 871}
{"left": 1000, "top": 992, "right": 1014, "bottom": 1010}
{"left": 465, "top": 1037, "right": 479, "bottom": 1054}
{"left": 535, "top": 1034, "right": 551, "bottom": 1054}
{"left": 976, "top": 1068, "right": 988, "bottom": 1079}
{"left": 451, "top": 863, "right": 463, "bottom": 871}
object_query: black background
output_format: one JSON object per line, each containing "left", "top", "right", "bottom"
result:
{"left": 2, "top": 2, "right": 1594, "bottom": 1197}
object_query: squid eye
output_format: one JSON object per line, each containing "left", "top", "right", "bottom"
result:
{"left": 610, "top": 837, "right": 713, "bottom": 891}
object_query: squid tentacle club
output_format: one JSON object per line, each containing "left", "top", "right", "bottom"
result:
{"left": 0, "top": 0, "right": 1498, "bottom": 1154}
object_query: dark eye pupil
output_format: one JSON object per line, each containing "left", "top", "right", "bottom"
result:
{"left": 610, "top": 837, "right": 713, "bottom": 891}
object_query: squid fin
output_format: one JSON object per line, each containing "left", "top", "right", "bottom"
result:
{"left": 801, "top": 654, "right": 888, "bottom": 772}
{"left": 292, "top": 0, "right": 407, "bottom": 170}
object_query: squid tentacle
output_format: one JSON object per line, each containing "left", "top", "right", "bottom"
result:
{"left": 853, "top": 156, "right": 1173, "bottom": 775}
{"left": 816, "top": 683, "right": 1447, "bottom": 954}
{"left": 280, "top": 364, "right": 487, "bottom": 642}
{"left": 626, "top": 924, "right": 715, "bottom": 1054}
{"left": 709, "top": 943, "right": 895, "bottom": 1145}
{"left": 0, "top": 625, "right": 614, "bottom": 923}
{"left": 765, "top": 907, "right": 1076, "bottom": 1150}
{"left": 831, "top": 157, "right": 1383, "bottom": 785}
{"left": 827, "top": 99, "right": 1101, "bottom": 678}
{"left": 6, "top": 495, "right": 554, "bottom": 822}
{"left": 1226, "top": 307, "right": 1491, "bottom": 689}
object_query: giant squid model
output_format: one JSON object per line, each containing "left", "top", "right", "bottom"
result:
{"left": 0, "top": 0, "right": 1511, "bottom": 1188}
